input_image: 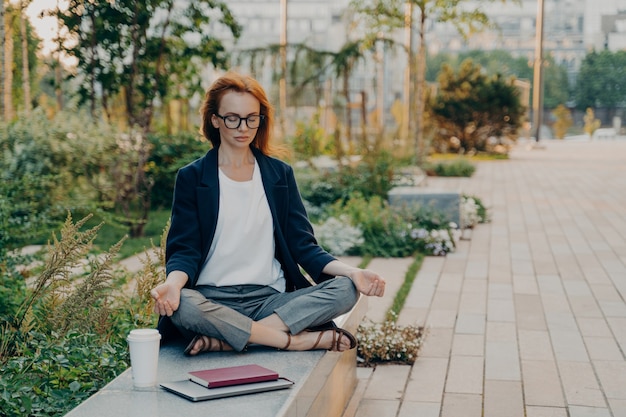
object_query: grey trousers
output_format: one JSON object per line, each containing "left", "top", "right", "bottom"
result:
{"left": 170, "top": 276, "right": 359, "bottom": 351}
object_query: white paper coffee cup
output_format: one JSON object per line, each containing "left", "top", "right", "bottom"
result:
{"left": 127, "top": 329, "right": 161, "bottom": 388}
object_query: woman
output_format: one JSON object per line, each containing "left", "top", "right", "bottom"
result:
{"left": 151, "top": 71, "right": 385, "bottom": 355}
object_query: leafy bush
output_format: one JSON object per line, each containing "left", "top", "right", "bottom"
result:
{"left": 0, "top": 215, "right": 164, "bottom": 417}
{"left": 0, "top": 332, "right": 128, "bottom": 417}
{"left": 320, "top": 193, "right": 457, "bottom": 257}
{"left": 423, "top": 158, "right": 476, "bottom": 177}
{"left": 297, "top": 150, "right": 397, "bottom": 218}
{"left": 147, "top": 132, "right": 209, "bottom": 208}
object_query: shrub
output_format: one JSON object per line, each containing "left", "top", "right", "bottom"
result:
{"left": 552, "top": 104, "right": 573, "bottom": 139}
{"left": 321, "top": 193, "right": 457, "bottom": 257}
{"left": 0, "top": 214, "right": 165, "bottom": 417}
{"left": 0, "top": 331, "right": 128, "bottom": 417}
{"left": 423, "top": 158, "right": 476, "bottom": 177}
{"left": 297, "top": 150, "right": 397, "bottom": 215}
{"left": 147, "top": 132, "right": 209, "bottom": 209}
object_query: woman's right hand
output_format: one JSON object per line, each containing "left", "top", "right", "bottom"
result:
{"left": 150, "top": 271, "right": 188, "bottom": 316}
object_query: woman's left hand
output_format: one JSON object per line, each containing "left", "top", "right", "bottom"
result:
{"left": 350, "top": 269, "right": 386, "bottom": 297}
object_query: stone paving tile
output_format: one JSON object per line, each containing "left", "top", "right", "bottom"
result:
{"left": 515, "top": 294, "right": 548, "bottom": 330}
{"left": 521, "top": 360, "right": 565, "bottom": 407}
{"left": 455, "top": 312, "right": 486, "bottom": 334}
{"left": 518, "top": 330, "right": 555, "bottom": 361}
{"left": 404, "top": 357, "right": 448, "bottom": 402}
{"left": 458, "top": 286, "right": 488, "bottom": 314}
{"left": 485, "top": 341, "right": 520, "bottom": 380}
{"left": 451, "top": 333, "right": 484, "bottom": 357}
{"left": 584, "top": 336, "right": 624, "bottom": 361}
{"left": 425, "top": 309, "right": 457, "bottom": 328}
{"left": 487, "top": 298, "right": 516, "bottom": 322}
{"left": 440, "top": 393, "right": 483, "bottom": 417}
{"left": 397, "top": 401, "right": 440, "bottom": 417}
{"left": 512, "top": 274, "right": 539, "bottom": 295}
{"left": 576, "top": 317, "right": 613, "bottom": 338}
{"left": 550, "top": 330, "right": 590, "bottom": 362}
{"left": 607, "top": 317, "right": 626, "bottom": 353}
{"left": 418, "top": 328, "right": 453, "bottom": 358}
{"left": 568, "top": 406, "right": 612, "bottom": 417}
{"left": 430, "top": 291, "right": 461, "bottom": 310}
{"left": 525, "top": 406, "right": 568, "bottom": 417}
{"left": 558, "top": 361, "right": 607, "bottom": 408}
{"left": 593, "top": 361, "right": 626, "bottom": 400}
{"left": 570, "top": 296, "right": 604, "bottom": 318}
{"left": 436, "top": 272, "right": 464, "bottom": 293}
{"left": 483, "top": 380, "right": 524, "bottom": 417}
{"left": 590, "top": 284, "right": 624, "bottom": 302}
{"left": 352, "top": 399, "right": 399, "bottom": 417}
{"left": 445, "top": 355, "right": 484, "bottom": 394}
{"left": 362, "top": 364, "right": 411, "bottom": 400}
{"left": 607, "top": 399, "right": 626, "bottom": 417}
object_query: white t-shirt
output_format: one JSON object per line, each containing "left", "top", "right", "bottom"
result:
{"left": 196, "top": 161, "right": 286, "bottom": 292}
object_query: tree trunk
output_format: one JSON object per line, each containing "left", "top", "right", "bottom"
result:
{"left": 55, "top": 8, "right": 63, "bottom": 111}
{"left": 343, "top": 66, "right": 353, "bottom": 153}
{"left": 403, "top": 1, "right": 414, "bottom": 149}
{"left": 20, "top": 0, "right": 31, "bottom": 115}
{"left": 414, "top": 6, "right": 427, "bottom": 164}
{"left": 0, "top": 1, "right": 4, "bottom": 119}
{"left": 4, "top": 10, "right": 14, "bottom": 120}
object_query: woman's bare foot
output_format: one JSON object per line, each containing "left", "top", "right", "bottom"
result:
{"left": 290, "top": 328, "right": 357, "bottom": 352}
{"left": 184, "top": 335, "right": 233, "bottom": 356}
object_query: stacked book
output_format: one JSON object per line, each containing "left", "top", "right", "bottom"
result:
{"left": 161, "top": 364, "right": 293, "bottom": 401}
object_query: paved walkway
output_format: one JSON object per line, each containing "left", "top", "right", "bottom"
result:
{"left": 343, "top": 138, "right": 626, "bottom": 417}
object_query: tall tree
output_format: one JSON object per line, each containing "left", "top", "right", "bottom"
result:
{"left": 56, "top": 0, "right": 241, "bottom": 237}
{"left": 19, "top": 0, "right": 31, "bottom": 115}
{"left": 574, "top": 50, "right": 626, "bottom": 118}
{"left": 430, "top": 59, "right": 524, "bottom": 153}
{"left": 0, "top": 0, "right": 4, "bottom": 120}
{"left": 351, "top": 0, "right": 498, "bottom": 163}
{"left": 3, "top": 3, "right": 14, "bottom": 120}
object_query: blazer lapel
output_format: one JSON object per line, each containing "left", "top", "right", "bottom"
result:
{"left": 197, "top": 149, "right": 219, "bottom": 253}
{"left": 253, "top": 148, "right": 288, "bottom": 228}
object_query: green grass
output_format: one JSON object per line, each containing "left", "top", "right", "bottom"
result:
{"left": 386, "top": 253, "right": 424, "bottom": 322}
{"left": 89, "top": 209, "right": 171, "bottom": 260}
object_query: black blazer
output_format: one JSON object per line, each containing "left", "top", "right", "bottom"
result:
{"left": 165, "top": 145, "right": 336, "bottom": 291}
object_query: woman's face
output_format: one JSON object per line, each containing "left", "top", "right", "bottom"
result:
{"left": 211, "top": 91, "right": 261, "bottom": 151}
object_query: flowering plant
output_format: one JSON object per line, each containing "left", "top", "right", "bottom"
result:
{"left": 407, "top": 224, "right": 458, "bottom": 256}
{"left": 460, "top": 194, "right": 489, "bottom": 228}
{"left": 356, "top": 316, "right": 424, "bottom": 366}
{"left": 314, "top": 215, "right": 364, "bottom": 256}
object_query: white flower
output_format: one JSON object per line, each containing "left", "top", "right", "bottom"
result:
{"left": 313, "top": 215, "right": 364, "bottom": 256}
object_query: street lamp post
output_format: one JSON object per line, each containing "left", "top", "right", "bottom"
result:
{"left": 532, "top": 0, "right": 545, "bottom": 143}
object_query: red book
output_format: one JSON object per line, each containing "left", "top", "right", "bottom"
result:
{"left": 188, "top": 364, "right": 279, "bottom": 388}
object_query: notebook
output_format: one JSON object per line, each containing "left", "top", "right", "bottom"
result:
{"left": 188, "top": 364, "right": 279, "bottom": 388}
{"left": 160, "top": 378, "right": 294, "bottom": 402}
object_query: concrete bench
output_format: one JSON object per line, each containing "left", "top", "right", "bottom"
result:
{"left": 388, "top": 186, "right": 461, "bottom": 226}
{"left": 64, "top": 296, "right": 367, "bottom": 417}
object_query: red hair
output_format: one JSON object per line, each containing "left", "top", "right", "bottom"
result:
{"left": 200, "top": 71, "right": 286, "bottom": 157}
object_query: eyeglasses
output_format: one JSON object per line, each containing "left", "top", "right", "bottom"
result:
{"left": 215, "top": 113, "right": 265, "bottom": 129}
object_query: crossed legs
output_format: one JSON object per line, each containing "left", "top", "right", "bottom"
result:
{"left": 173, "top": 277, "right": 359, "bottom": 355}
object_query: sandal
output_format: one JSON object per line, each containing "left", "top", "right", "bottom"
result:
{"left": 311, "top": 327, "right": 357, "bottom": 352}
{"left": 278, "top": 333, "right": 292, "bottom": 351}
{"left": 183, "top": 334, "right": 226, "bottom": 356}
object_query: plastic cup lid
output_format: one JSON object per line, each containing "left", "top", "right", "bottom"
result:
{"left": 127, "top": 328, "right": 161, "bottom": 340}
